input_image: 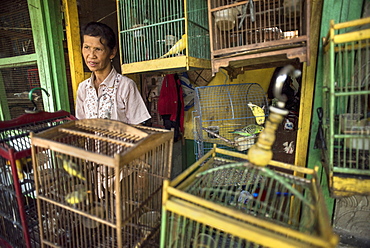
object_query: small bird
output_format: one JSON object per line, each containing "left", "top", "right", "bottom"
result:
{"left": 15, "top": 159, "right": 25, "bottom": 180}
{"left": 6, "top": 159, "right": 25, "bottom": 180}
{"left": 65, "top": 187, "right": 91, "bottom": 205}
{"left": 248, "top": 102, "right": 266, "bottom": 125}
{"left": 160, "top": 34, "right": 187, "bottom": 58}
{"left": 230, "top": 124, "right": 264, "bottom": 137}
{"left": 57, "top": 154, "right": 86, "bottom": 181}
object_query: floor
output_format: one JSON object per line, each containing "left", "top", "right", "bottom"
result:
{"left": 170, "top": 139, "right": 184, "bottom": 180}
{"left": 334, "top": 195, "right": 370, "bottom": 248}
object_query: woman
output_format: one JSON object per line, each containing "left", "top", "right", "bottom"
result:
{"left": 75, "top": 22, "right": 151, "bottom": 124}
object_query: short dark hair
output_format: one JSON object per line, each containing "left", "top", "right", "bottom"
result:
{"left": 82, "top": 22, "right": 116, "bottom": 50}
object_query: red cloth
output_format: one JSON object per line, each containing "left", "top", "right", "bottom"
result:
{"left": 157, "top": 74, "right": 184, "bottom": 133}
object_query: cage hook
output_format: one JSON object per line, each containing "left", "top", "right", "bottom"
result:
{"left": 273, "top": 65, "right": 301, "bottom": 109}
{"left": 26, "top": 87, "right": 50, "bottom": 113}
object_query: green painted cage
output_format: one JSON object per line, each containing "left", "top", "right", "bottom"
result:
{"left": 160, "top": 147, "right": 338, "bottom": 248}
{"left": 322, "top": 17, "right": 370, "bottom": 197}
{"left": 117, "top": 0, "right": 211, "bottom": 74}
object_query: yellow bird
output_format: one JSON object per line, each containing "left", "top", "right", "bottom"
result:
{"left": 160, "top": 34, "right": 187, "bottom": 58}
{"left": 56, "top": 154, "right": 86, "bottom": 181}
{"left": 65, "top": 187, "right": 91, "bottom": 205}
{"left": 6, "top": 159, "right": 25, "bottom": 180}
{"left": 248, "top": 102, "right": 266, "bottom": 125}
{"left": 15, "top": 159, "right": 25, "bottom": 180}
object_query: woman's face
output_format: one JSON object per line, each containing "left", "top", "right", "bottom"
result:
{"left": 82, "top": 35, "right": 116, "bottom": 73}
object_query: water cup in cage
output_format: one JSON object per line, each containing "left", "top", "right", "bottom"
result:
{"left": 283, "top": 30, "right": 298, "bottom": 39}
{"left": 339, "top": 113, "right": 363, "bottom": 133}
{"left": 132, "top": 24, "right": 145, "bottom": 39}
{"left": 213, "top": 7, "right": 241, "bottom": 31}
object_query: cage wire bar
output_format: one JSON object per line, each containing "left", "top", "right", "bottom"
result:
{"left": 208, "top": 0, "right": 310, "bottom": 74}
{"left": 117, "top": 0, "right": 211, "bottom": 74}
{"left": 193, "top": 83, "right": 268, "bottom": 159}
{"left": 160, "top": 146, "right": 338, "bottom": 248}
{"left": 31, "top": 119, "right": 173, "bottom": 247}
{"left": 322, "top": 17, "right": 370, "bottom": 197}
{"left": 0, "top": 110, "right": 76, "bottom": 248}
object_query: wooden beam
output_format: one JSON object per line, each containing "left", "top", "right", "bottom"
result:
{"left": 62, "top": 0, "right": 85, "bottom": 103}
{"left": 294, "top": 0, "right": 323, "bottom": 168}
{"left": 28, "top": 0, "right": 70, "bottom": 112}
{"left": 0, "top": 54, "right": 37, "bottom": 69}
{"left": 306, "top": 0, "right": 365, "bottom": 219}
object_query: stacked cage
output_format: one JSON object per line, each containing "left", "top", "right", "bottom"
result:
{"left": 160, "top": 147, "right": 338, "bottom": 248}
{"left": 31, "top": 119, "right": 173, "bottom": 247}
{"left": 193, "top": 83, "right": 268, "bottom": 159}
{"left": 322, "top": 17, "right": 370, "bottom": 197}
{"left": 0, "top": 110, "right": 76, "bottom": 248}
{"left": 208, "top": 0, "right": 310, "bottom": 75}
{"left": 117, "top": 0, "right": 210, "bottom": 74}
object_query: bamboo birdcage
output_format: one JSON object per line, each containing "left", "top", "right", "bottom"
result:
{"left": 322, "top": 17, "right": 370, "bottom": 198}
{"left": 31, "top": 119, "right": 173, "bottom": 248}
{"left": 208, "top": 0, "right": 310, "bottom": 76}
{"left": 160, "top": 147, "right": 338, "bottom": 248}
{"left": 0, "top": 110, "right": 76, "bottom": 248}
{"left": 117, "top": 0, "right": 211, "bottom": 74}
{"left": 193, "top": 83, "right": 269, "bottom": 159}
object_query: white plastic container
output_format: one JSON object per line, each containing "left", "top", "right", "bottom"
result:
{"left": 213, "top": 7, "right": 241, "bottom": 31}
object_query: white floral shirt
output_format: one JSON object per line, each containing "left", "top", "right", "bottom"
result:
{"left": 76, "top": 67, "right": 151, "bottom": 124}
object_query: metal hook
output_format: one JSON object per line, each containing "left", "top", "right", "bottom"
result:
{"left": 26, "top": 87, "right": 50, "bottom": 113}
{"left": 273, "top": 65, "right": 301, "bottom": 108}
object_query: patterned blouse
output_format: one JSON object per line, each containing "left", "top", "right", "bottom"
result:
{"left": 75, "top": 67, "right": 151, "bottom": 124}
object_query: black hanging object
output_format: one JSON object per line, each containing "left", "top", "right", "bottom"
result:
{"left": 25, "top": 87, "right": 50, "bottom": 113}
{"left": 314, "top": 107, "right": 327, "bottom": 149}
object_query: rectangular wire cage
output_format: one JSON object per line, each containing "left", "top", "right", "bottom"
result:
{"left": 117, "top": 0, "right": 211, "bottom": 74}
{"left": 30, "top": 119, "right": 173, "bottom": 248}
{"left": 322, "top": 17, "right": 370, "bottom": 197}
{"left": 208, "top": 0, "right": 310, "bottom": 75}
{"left": 193, "top": 83, "right": 269, "bottom": 159}
{"left": 160, "top": 147, "right": 338, "bottom": 248}
{"left": 0, "top": 110, "right": 76, "bottom": 248}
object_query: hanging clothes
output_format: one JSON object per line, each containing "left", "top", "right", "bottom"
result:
{"left": 157, "top": 74, "right": 184, "bottom": 140}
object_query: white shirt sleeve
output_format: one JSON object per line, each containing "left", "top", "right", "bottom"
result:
{"left": 117, "top": 78, "right": 151, "bottom": 125}
{"left": 75, "top": 82, "right": 86, "bottom": 120}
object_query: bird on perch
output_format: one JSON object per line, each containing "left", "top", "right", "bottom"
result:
{"left": 65, "top": 186, "right": 91, "bottom": 205}
{"left": 160, "top": 34, "right": 187, "bottom": 58}
{"left": 229, "top": 124, "right": 264, "bottom": 137}
{"left": 56, "top": 154, "right": 86, "bottom": 181}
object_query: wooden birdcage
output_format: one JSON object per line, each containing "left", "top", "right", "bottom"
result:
{"left": 0, "top": 110, "right": 76, "bottom": 248}
{"left": 208, "top": 0, "right": 310, "bottom": 76}
{"left": 322, "top": 17, "right": 370, "bottom": 198}
{"left": 160, "top": 147, "right": 338, "bottom": 248}
{"left": 117, "top": 0, "right": 211, "bottom": 74}
{"left": 31, "top": 119, "right": 173, "bottom": 247}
